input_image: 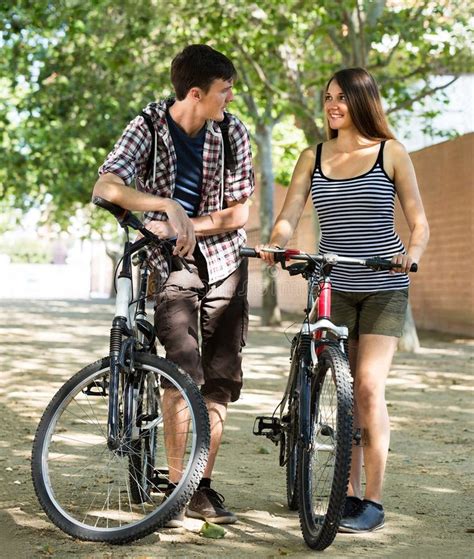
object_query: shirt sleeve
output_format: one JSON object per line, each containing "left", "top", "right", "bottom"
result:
{"left": 224, "top": 116, "right": 255, "bottom": 202}
{"left": 98, "top": 116, "right": 152, "bottom": 186}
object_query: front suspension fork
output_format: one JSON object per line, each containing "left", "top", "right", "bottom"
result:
{"left": 107, "top": 316, "right": 128, "bottom": 450}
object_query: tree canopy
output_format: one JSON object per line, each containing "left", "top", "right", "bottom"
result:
{"left": 1, "top": 0, "right": 471, "bottom": 229}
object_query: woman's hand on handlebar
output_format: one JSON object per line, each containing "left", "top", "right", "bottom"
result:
{"left": 255, "top": 243, "right": 282, "bottom": 265}
{"left": 390, "top": 253, "right": 415, "bottom": 274}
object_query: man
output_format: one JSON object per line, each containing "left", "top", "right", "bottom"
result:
{"left": 92, "top": 44, "right": 254, "bottom": 526}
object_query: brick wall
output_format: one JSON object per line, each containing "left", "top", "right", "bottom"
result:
{"left": 246, "top": 133, "right": 474, "bottom": 336}
{"left": 395, "top": 133, "right": 474, "bottom": 336}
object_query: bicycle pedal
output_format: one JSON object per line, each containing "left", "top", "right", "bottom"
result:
{"left": 151, "top": 468, "right": 169, "bottom": 492}
{"left": 82, "top": 380, "right": 108, "bottom": 396}
{"left": 253, "top": 416, "right": 282, "bottom": 444}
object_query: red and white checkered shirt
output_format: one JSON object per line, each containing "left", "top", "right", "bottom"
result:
{"left": 99, "top": 99, "right": 254, "bottom": 285}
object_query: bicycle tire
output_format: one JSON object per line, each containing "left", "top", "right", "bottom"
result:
{"left": 31, "top": 354, "right": 210, "bottom": 544}
{"left": 285, "top": 357, "right": 299, "bottom": 510}
{"left": 129, "top": 370, "right": 159, "bottom": 503}
{"left": 298, "top": 345, "right": 353, "bottom": 550}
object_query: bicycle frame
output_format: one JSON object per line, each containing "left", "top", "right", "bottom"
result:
{"left": 295, "top": 263, "right": 349, "bottom": 450}
{"left": 108, "top": 234, "right": 163, "bottom": 451}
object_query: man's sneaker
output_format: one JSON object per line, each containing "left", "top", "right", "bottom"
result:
{"left": 338, "top": 499, "right": 385, "bottom": 533}
{"left": 186, "top": 487, "right": 237, "bottom": 524}
{"left": 164, "top": 508, "right": 185, "bottom": 528}
{"left": 162, "top": 487, "right": 185, "bottom": 528}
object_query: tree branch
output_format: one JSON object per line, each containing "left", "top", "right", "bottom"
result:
{"left": 367, "top": 36, "right": 402, "bottom": 70}
{"left": 387, "top": 76, "right": 458, "bottom": 114}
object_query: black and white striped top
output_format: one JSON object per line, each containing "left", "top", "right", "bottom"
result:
{"left": 311, "top": 141, "right": 409, "bottom": 292}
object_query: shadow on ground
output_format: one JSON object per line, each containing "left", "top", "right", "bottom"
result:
{"left": 0, "top": 299, "right": 472, "bottom": 558}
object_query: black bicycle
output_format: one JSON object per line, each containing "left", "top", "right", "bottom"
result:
{"left": 243, "top": 246, "right": 416, "bottom": 550}
{"left": 31, "top": 197, "right": 210, "bottom": 544}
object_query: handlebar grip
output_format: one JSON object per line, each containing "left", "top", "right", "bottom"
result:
{"left": 240, "top": 247, "right": 260, "bottom": 258}
{"left": 410, "top": 263, "right": 418, "bottom": 273}
{"left": 93, "top": 196, "right": 143, "bottom": 230}
{"left": 93, "top": 196, "right": 127, "bottom": 219}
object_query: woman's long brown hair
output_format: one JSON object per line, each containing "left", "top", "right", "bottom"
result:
{"left": 325, "top": 68, "right": 396, "bottom": 141}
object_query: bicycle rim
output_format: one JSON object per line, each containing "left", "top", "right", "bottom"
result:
{"left": 31, "top": 354, "right": 209, "bottom": 543}
{"left": 298, "top": 345, "right": 353, "bottom": 550}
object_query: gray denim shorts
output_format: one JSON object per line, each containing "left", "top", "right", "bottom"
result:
{"left": 331, "top": 289, "right": 409, "bottom": 340}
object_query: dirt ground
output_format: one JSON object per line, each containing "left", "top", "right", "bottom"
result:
{"left": 0, "top": 299, "right": 472, "bottom": 559}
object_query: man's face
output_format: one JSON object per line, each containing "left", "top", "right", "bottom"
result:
{"left": 199, "top": 78, "right": 234, "bottom": 121}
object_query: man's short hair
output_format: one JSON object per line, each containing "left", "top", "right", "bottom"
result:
{"left": 171, "top": 44, "right": 236, "bottom": 100}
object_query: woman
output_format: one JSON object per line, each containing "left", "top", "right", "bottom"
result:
{"left": 258, "top": 68, "right": 429, "bottom": 533}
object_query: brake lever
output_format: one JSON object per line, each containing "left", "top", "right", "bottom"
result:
{"left": 180, "top": 257, "right": 192, "bottom": 273}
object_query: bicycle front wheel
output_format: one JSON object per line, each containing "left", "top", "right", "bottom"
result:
{"left": 284, "top": 356, "right": 299, "bottom": 510}
{"left": 128, "top": 369, "right": 160, "bottom": 504}
{"left": 298, "top": 345, "right": 353, "bottom": 550}
{"left": 31, "top": 354, "right": 210, "bottom": 544}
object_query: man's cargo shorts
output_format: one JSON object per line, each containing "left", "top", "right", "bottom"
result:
{"left": 153, "top": 248, "right": 248, "bottom": 404}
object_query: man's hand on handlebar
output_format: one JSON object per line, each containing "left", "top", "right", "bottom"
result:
{"left": 162, "top": 199, "right": 196, "bottom": 257}
{"left": 145, "top": 220, "right": 177, "bottom": 240}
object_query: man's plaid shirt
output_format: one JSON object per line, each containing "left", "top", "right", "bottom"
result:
{"left": 99, "top": 99, "right": 254, "bottom": 285}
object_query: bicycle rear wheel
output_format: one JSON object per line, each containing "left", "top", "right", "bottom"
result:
{"left": 298, "top": 345, "right": 353, "bottom": 550}
{"left": 31, "top": 353, "right": 210, "bottom": 544}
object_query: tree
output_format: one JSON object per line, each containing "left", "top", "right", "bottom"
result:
{"left": 180, "top": 0, "right": 471, "bottom": 340}
{"left": 0, "top": 1, "right": 177, "bottom": 226}
{"left": 1, "top": 1, "right": 471, "bottom": 338}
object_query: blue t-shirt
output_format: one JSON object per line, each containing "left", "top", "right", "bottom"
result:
{"left": 166, "top": 111, "right": 205, "bottom": 217}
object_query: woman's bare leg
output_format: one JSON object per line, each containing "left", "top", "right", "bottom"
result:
{"left": 352, "top": 334, "right": 398, "bottom": 503}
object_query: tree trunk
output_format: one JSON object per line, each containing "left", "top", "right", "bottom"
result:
{"left": 255, "top": 121, "right": 281, "bottom": 326}
{"left": 398, "top": 302, "right": 420, "bottom": 352}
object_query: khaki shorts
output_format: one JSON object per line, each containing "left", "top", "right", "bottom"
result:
{"left": 153, "top": 248, "right": 248, "bottom": 404}
{"left": 331, "top": 289, "right": 409, "bottom": 340}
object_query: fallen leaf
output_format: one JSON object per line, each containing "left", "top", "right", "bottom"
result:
{"left": 199, "top": 521, "right": 226, "bottom": 539}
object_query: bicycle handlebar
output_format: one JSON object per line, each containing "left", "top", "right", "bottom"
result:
{"left": 93, "top": 196, "right": 192, "bottom": 272}
{"left": 93, "top": 196, "right": 146, "bottom": 232}
{"left": 240, "top": 246, "right": 418, "bottom": 273}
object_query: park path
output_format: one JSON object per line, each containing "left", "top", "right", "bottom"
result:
{"left": 0, "top": 299, "right": 472, "bottom": 558}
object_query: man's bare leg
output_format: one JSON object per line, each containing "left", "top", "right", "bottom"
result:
{"left": 203, "top": 399, "right": 227, "bottom": 478}
{"left": 162, "top": 391, "right": 228, "bottom": 484}
{"left": 162, "top": 388, "right": 190, "bottom": 484}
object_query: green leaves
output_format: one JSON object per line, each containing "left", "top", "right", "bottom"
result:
{"left": 199, "top": 521, "right": 226, "bottom": 539}
{"left": 0, "top": 0, "right": 470, "bottom": 230}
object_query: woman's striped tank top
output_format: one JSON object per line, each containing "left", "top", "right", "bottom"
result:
{"left": 311, "top": 141, "right": 409, "bottom": 292}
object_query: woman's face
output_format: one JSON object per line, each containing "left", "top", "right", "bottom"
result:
{"left": 325, "top": 80, "right": 353, "bottom": 131}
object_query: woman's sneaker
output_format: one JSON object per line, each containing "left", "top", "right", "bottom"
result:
{"left": 186, "top": 487, "right": 237, "bottom": 524}
{"left": 341, "top": 496, "right": 363, "bottom": 519}
{"left": 339, "top": 499, "right": 385, "bottom": 533}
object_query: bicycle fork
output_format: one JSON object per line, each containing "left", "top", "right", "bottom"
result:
{"left": 297, "top": 335, "right": 313, "bottom": 450}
